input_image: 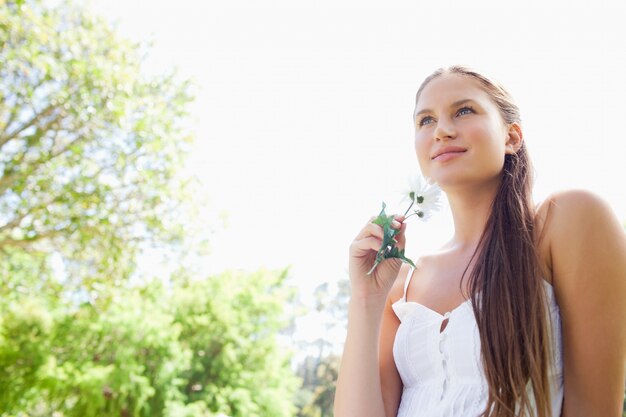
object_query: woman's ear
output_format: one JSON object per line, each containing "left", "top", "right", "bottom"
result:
{"left": 504, "top": 122, "right": 523, "bottom": 154}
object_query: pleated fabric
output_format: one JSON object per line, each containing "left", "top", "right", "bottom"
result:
{"left": 392, "top": 266, "right": 563, "bottom": 417}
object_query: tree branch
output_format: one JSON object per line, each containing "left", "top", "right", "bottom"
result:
{"left": 0, "top": 102, "right": 57, "bottom": 149}
{"left": 0, "top": 104, "right": 21, "bottom": 142}
{"left": 0, "top": 191, "right": 68, "bottom": 234}
{"left": 0, "top": 127, "right": 86, "bottom": 195}
{"left": 0, "top": 76, "right": 49, "bottom": 142}
{"left": 0, "top": 229, "right": 64, "bottom": 250}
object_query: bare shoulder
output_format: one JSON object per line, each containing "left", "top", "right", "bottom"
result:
{"left": 538, "top": 188, "right": 625, "bottom": 273}
{"left": 542, "top": 188, "right": 616, "bottom": 219}
{"left": 535, "top": 188, "right": 622, "bottom": 250}
{"left": 387, "top": 262, "right": 412, "bottom": 304}
{"left": 538, "top": 189, "right": 626, "bottom": 414}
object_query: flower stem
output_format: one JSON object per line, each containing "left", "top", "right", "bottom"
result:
{"left": 403, "top": 201, "right": 414, "bottom": 217}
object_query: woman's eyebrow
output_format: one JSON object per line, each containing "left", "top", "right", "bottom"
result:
{"left": 414, "top": 99, "right": 476, "bottom": 119}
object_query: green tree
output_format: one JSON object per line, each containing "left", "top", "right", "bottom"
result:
{"left": 300, "top": 355, "right": 339, "bottom": 417}
{"left": 173, "top": 268, "right": 300, "bottom": 417}
{"left": 0, "top": 0, "right": 195, "bottom": 291}
{"left": 0, "top": 294, "right": 55, "bottom": 411}
{"left": 0, "top": 0, "right": 299, "bottom": 415}
{"left": 0, "top": 268, "right": 300, "bottom": 417}
{"left": 295, "top": 280, "right": 349, "bottom": 417}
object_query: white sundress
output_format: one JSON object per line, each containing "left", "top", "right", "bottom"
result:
{"left": 392, "top": 265, "right": 564, "bottom": 417}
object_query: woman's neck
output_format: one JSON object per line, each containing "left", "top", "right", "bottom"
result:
{"left": 443, "top": 179, "right": 501, "bottom": 251}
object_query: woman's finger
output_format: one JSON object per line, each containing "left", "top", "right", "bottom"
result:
{"left": 350, "top": 236, "right": 383, "bottom": 254}
{"left": 354, "top": 222, "right": 385, "bottom": 241}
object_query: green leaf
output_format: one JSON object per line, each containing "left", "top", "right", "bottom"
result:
{"left": 366, "top": 202, "right": 415, "bottom": 275}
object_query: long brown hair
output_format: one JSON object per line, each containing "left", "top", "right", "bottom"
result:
{"left": 415, "top": 66, "right": 555, "bottom": 417}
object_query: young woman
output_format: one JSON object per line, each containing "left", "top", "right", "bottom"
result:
{"left": 334, "top": 66, "right": 626, "bottom": 417}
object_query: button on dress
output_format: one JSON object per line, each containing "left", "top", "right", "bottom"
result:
{"left": 392, "top": 265, "right": 564, "bottom": 417}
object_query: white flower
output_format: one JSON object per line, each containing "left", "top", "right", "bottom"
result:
{"left": 399, "top": 171, "right": 443, "bottom": 221}
{"left": 367, "top": 171, "right": 443, "bottom": 275}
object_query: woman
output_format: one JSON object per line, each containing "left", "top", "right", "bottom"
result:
{"left": 333, "top": 66, "right": 626, "bottom": 417}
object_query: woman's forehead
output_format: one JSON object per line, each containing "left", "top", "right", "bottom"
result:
{"left": 416, "top": 73, "right": 491, "bottom": 110}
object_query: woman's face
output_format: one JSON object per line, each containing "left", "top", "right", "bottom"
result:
{"left": 413, "top": 73, "right": 517, "bottom": 190}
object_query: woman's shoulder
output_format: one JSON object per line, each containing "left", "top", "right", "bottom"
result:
{"left": 388, "top": 257, "right": 428, "bottom": 304}
{"left": 534, "top": 189, "right": 618, "bottom": 283}
{"left": 536, "top": 188, "right": 610, "bottom": 209}
{"left": 535, "top": 188, "right": 616, "bottom": 233}
{"left": 535, "top": 188, "right": 624, "bottom": 281}
{"left": 535, "top": 191, "right": 626, "bottom": 408}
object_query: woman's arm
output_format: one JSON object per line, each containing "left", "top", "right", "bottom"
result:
{"left": 334, "top": 294, "right": 389, "bottom": 417}
{"left": 378, "top": 268, "right": 406, "bottom": 417}
{"left": 548, "top": 189, "right": 626, "bottom": 417}
{"left": 334, "top": 216, "right": 407, "bottom": 417}
{"left": 334, "top": 263, "right": 406, "bottom": 417}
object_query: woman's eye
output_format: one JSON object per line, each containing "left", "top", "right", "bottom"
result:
{"left": 457, "top": 106, "right": 474, "bottom": 116}
{"left": 417, "top": 106, "right": 473, "bottom": 127}
{"left": 418, "top": 116, "right": 434, "bottom": 126}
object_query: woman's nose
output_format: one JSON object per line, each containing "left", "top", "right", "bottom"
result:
{"left": 434, "top": 117, "right": 456, "bottom": 141}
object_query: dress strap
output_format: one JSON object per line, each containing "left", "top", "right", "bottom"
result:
{"left": 402, "top": 265, "right": 415, "bottom": 301}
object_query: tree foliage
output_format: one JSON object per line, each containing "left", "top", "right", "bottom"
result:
{"left": 0, "top": 267, "right": 299, "bottom": 417}
{"left": 173, "top": 269, "right": 300, "bottom": 417}
{"left": 294, "top": 280, "right": 350, "bottom": 417}
{"left": 296, "top": 355, "right": 340, "bottom": 417}
{"left": 0, "top": 0, "right": 300, "bottom": 415}
{"left": 0, "top": 0, "right": 195, "bottom": 288}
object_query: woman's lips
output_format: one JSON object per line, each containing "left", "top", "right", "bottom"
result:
{"left": 433, "top": 150, "right": 466, "bottom": 162}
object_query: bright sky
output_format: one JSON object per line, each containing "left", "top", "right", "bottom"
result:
{"left": 86, "top": 0, "right": 626, "bottom": 350}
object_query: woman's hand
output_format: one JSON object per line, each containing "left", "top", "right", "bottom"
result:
{"left": 348, "top": 213, "right": 407, "bottom": 302}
